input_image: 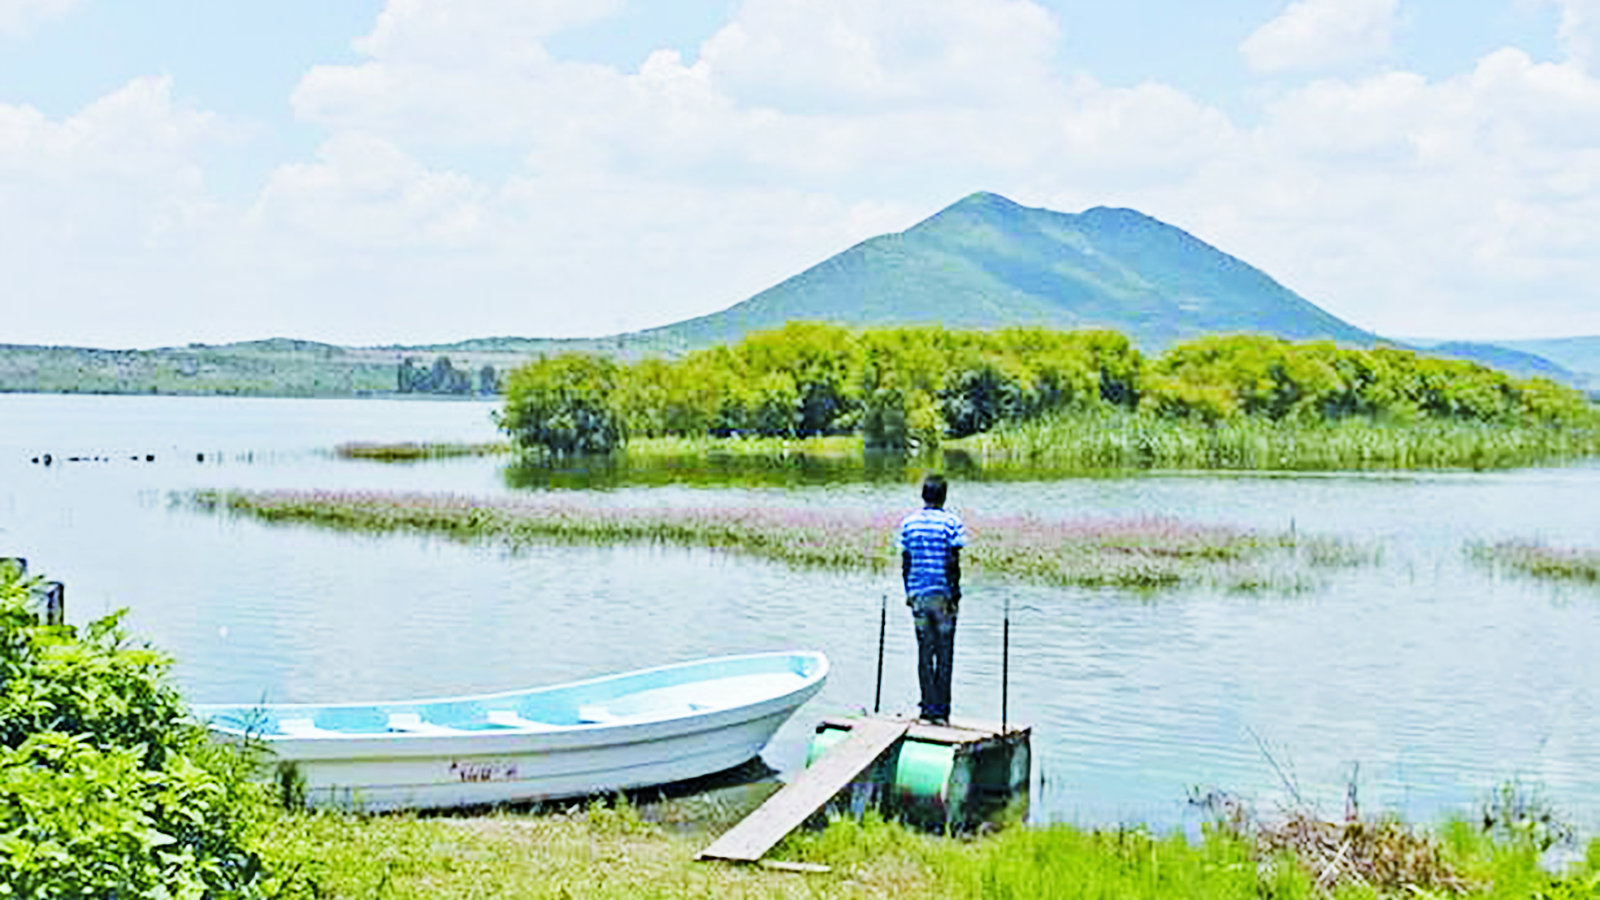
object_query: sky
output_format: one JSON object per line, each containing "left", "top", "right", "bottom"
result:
{"left": 2, "top": 0, "right": 1598, "bottom": 348}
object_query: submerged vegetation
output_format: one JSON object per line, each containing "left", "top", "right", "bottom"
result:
{"left": 496, "top": 325, "right": 1599, "bottom": 469}
{"left": 193, "top": 488, "right": 1366, "bottom": 591}
{"left": 334, "top": 440, "right": 509, "bottom": 461}
{"left": 1469, "top": 542, "right": 1600, "bottom": 584}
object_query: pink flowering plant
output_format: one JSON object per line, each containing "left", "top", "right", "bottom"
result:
{"left": 193, "top": 490, "right": 1365, "bottom": 592}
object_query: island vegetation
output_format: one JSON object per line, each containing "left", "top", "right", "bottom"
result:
{"left": 493, "top": 324, "right": 1599, "bottom": 470}
{"left": 1469, "top": 542, "right": 1600, "bottom": 584}
{"left": 194, "top": 489, "right": 1366, "bottom": 591}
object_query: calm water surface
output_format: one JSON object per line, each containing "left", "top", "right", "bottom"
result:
{"left": 2, "top": 393, "right": 1598, "bottom": 832}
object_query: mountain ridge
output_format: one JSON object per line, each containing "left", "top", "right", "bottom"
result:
{"left": 2, "top": 192, "right": 1594, "bottom": 396}
{"left": 629, "top": 191, "right": 1377, "bottom": 353}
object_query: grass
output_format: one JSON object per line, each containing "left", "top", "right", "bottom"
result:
{"left": 191, "top": 489, "right": 1368, "bottom": 591}
{"left": 334, "top": 441, "right": 510, "bottom": 462}
{"left": 1468, "top": 542, "right": 1600, "bottom": 584}
{"left": 255, "top": 801, "right": 1600, "bottom": 900}
{"left": 948, "top": 411, "right": 1600, "bottom": 472}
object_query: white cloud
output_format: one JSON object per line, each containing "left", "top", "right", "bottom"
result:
{"left": 1241, "top": 0, "right": 1399, "bottom": 74}
{"left": 1544, "top": 0, "right": 1600, "bottom": 64}
{"left": 0, "top": 0, "right": 77, "bottom": 35}
{"left": 253, "top": 133, "right": 486, "bottom": 250}
{"left": 0, "top": 76, "right": 224, "bottom": 247}
{"left": 12, "top": 0, "right": 1600, "bottom": 346}
{"left": 696, "top": 0, "right": 1060, "bottom": 113}
{"left": 354, "top": 0, "right": 623, "bottom": 69}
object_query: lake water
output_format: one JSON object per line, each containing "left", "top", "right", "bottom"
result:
{"left": 2, "top": 393, "right": 1598, "bottom": 834}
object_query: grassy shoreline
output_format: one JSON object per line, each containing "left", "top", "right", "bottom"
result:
{"left": 261, "top": 800, "right": 1600, "bottom": 899}
{"left": 192, "top": 489, "right": 1366, "bottom": 591}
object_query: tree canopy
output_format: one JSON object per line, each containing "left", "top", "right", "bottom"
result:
{"left": 497, "top": 324, "right": 1596, "bottom": 456}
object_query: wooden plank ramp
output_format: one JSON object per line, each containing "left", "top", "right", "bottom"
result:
{"left": 696, "top": 717, "right": 909, "bottom": 863}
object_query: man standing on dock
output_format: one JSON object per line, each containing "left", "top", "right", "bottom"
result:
{"left": 900, "top": 473, "right": 965, "bottom": 726}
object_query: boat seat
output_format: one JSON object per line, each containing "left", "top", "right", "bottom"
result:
{"left": 577, "top": 704, "right": 621, "bottom": 724}
{"left": 485, "top": 709, "right": 560, "bottom": 731}
{"left": 579, "top": 701, "right": 707, "bottom": 724}
{"left": 277, "top": 717, "right": 339, "bottom": 737}
{"left": 386, "top": 712, "right": 458, "bottom": 735}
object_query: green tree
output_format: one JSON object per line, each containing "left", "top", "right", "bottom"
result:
{"left": 498, "top": 353, "right": 628, "bottom": 457}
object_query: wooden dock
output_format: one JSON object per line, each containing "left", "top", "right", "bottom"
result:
{"left": 697, "top": 714, "right": 1031, "bottom": 864}
{"left": 696, "top": 717, "right": 908, "bottom": 863}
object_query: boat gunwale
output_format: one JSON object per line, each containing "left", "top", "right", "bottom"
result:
{"left": 191, "top": 650, "right": 829, "bottom": 740}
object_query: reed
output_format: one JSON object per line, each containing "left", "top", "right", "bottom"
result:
{"left": 333, "top": 441, "right": 510, "bottom": 462}
{"left": 951, "top": 411, "right": 1600, "bottom": 471}
{"left": 192, "top": 489, "right": 1366, "bottom": 591}
{"left": 1468, "top": 541, "right": 1600, "bottom": 584}
{"left": 627, "top": 434, "right": 861, "bottom": 462}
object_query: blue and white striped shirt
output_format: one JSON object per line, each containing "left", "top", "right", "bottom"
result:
{"left": 899, "top": 507, "right": 966, "bottom": 598}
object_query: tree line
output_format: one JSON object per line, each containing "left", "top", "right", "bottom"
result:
{"left": 497, "top": 323, "right": 1596, "bottom": 457}
{"left": 398, "top": 356, "right": 500, "bottom": 395}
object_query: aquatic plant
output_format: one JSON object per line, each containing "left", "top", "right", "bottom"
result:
{"left": 192, "top": 489, "right": 1367, "bottom": 592}
{"left": 953, "top": 410, "right": 1600, "bottom": 471}
{"left": 1468, "top": 541, "right": 1600, "bottom": 584}
{"left": 334, "top": 441, "right": 510, "bottom": 462}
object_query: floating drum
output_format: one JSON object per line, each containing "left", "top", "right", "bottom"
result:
{"left": 807, "top": 716, "right": 1030, "bottom": 833}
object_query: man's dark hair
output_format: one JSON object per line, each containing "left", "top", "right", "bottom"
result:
{"left": 921, "top": 473, "right": 948, "bottom": 507}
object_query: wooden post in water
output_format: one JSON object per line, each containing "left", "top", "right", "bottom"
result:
{"left": 873, "top": 594, "right": 887, "bottom": 714}
{"left": 39, "top": 582, "right": 64, "bottom": 626}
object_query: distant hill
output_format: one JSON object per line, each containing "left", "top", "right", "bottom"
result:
{"left": 629, "top": 191, "right": 1377, "bottom": 353}
{"left": 1495, "top": 337, "right": 1600, "bottom": 380}
{"left": 8, "top": 192, "right": 1597, "bottom": 399}
{"left": 1417, "top": 341, "right": 1576, "bottom": 382}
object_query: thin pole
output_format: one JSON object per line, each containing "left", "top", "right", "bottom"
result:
{"left": 873, "top": 593, "right": 888, "bottom": 714}
{"left": 1001, "top": 593, "right": 1011, "bottom": 734}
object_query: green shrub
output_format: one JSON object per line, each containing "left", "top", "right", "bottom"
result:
{"left": 497, "top": 353, "right": 628, "bottom": 458}
{"left": 0, "top": 565, "right": 294, "bottom": 898}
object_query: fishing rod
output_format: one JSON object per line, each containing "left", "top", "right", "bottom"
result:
{"left": 873, "top": 592, "right": 887, "bottom": 714}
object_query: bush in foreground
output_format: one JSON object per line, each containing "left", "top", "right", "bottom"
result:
{"left": 0, "top": 563, "right": 295, "bottom": 898}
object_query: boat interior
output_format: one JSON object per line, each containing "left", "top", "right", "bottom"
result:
{"left": 198, "top": 653, "right": 825, "bottom": 738}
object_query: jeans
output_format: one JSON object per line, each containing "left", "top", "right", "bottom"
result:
{"left": 909, "top": 593, "right": 957, "bottom": 721}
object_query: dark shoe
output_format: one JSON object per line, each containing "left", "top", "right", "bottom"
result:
{"left": 925, "top": 716, "right": 949, "bottom": 727}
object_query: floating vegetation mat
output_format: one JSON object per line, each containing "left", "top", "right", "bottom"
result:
{"left": 191, "top": 490, "right": 1371, "bottom": 592}
{"left": 334, "top": 441, "right": 510, "bottom": 461}
{"left": 1468, "top": 541, "right": 1600, "bottom": 584}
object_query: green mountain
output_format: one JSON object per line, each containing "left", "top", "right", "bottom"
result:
{"left": 7, "top": 192, "right": 1593, "bottom": 398}
{"left": 632, "top": 191, "right": 1377, "bottom": 353}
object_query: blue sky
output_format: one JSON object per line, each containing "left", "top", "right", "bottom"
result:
{"left": 1, "top": 0, "right": 1597, "bottom": 346}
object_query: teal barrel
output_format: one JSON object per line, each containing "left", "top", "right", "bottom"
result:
{"left": 807, "top": 721, "right": 976, "bottom": 829}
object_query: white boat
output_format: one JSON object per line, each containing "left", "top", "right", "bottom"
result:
{"left": 192, "top": 651, "right": 828, "bottom": 811}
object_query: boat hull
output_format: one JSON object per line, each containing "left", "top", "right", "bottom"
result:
{"left": 194, "top": 651, "right": 828, "bottom": 811}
